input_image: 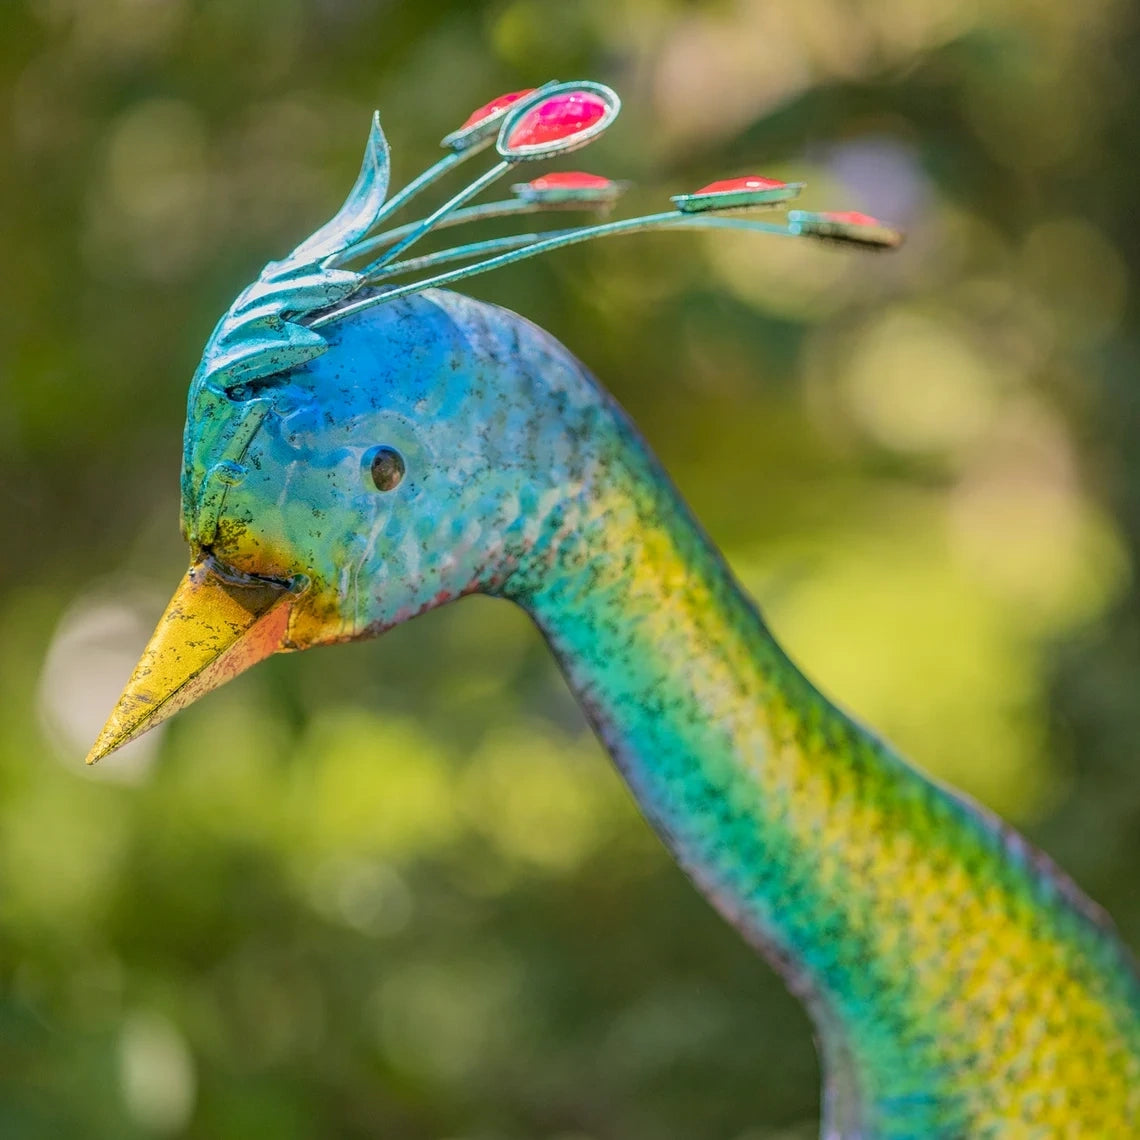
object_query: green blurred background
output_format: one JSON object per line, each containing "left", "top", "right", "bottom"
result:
{"left": 3, "top": 0, "right": 1140, "bottom": 1136}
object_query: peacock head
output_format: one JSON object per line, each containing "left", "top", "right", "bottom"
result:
{"left": 88, "top": 80, "right": 901, "bottom": 765}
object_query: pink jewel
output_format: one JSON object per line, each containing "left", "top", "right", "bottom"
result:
{"left": 818, "top": 211, "right": 882, "bottom": 226}
{"left": 788, "top": 209, "right": 902, "bottom": 248}
{"left": 672, "top": 174, "right": 802, "bottom": 213}
{"left": 693, "top": 176, "right": 787, "bottom": 195}
{"left": 526, "top": 172, "right": 615, "bottom": 191}
{"left": 460, "top": 89, "right": 535, "bottom": 130}
{"left": 507, "top": 91, "right": 608, "bottom": 149}
{"left": 512, "top": 169, "right": 628, "bottom": 205}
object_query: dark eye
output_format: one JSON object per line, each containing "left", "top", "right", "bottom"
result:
{"left": 369, "top": 446, "right": 405, "bottom": 492}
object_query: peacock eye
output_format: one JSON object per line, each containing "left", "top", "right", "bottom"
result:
{"left": 367, "top": 446, "right": 406, "bottom": 492}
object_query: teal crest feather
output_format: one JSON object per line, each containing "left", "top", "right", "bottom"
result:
{"left": 179, "top": 78, "right": 902, "bottom": 547}
{"left": 182, "top": 80, "right": 902, "bottom": 547}
{"left": 177, "top": 80, "right": 902, "bottom": 547}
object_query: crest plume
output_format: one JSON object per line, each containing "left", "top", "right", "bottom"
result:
{"left": 182, "top": 79, "right": 901, "bottom": 548}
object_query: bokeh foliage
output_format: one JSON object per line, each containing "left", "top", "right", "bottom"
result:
{"left": 3, "top": 0, "right": 1140, "bottom": 1136}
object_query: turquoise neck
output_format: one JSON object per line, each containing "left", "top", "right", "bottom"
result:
{"left": 509, "top": 428, "right": 887, "bottom": 1131}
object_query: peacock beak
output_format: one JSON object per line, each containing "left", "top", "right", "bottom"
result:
{"left": 85, "top": 557, "right": 300, "bottom": 765}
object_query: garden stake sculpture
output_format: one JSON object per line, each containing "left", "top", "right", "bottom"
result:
{"left": 88, "top": 83, "right": 1140, "bottom": 1136}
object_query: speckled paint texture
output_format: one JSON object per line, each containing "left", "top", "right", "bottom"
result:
{"left": 91, "top": 97, "right": 1140, "bottom": 1138}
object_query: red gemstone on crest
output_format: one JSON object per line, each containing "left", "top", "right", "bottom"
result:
{"left": 694, "top": 176, "right": 787, "bottom": 195}
{"left": 461, "top": 88, "right": 536, "bottom": 130}
{"left": 820, "top": 210, "right": 881, "bottom": 226}
{"left": 507, "top": 91, "right": 608, "bottom": 149}
{"left": 526, "top": 172, "right": 615, "bottom": 191}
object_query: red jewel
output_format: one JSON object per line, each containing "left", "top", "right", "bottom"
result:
{"left": 460, "top": 88, "right": 536, "bottom": 130}
{"left": 694, "top": 176, "right": 787, "bottom": 195}
{"left": 507, "top": 91, "right": 608, "bottom": 149}
{"left": 526, "top": 172, "right": 614, "bottom": 191}
{"left": 820, "top": 210, "right": 882, "bottom": 226}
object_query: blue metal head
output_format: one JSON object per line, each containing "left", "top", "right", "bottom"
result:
{"left": 200, "top": 287, "right": 607, "bottom": 641}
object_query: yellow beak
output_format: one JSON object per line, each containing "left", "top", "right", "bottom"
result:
{"left": 86, "top": 559, "right": 296, "bottom": 765}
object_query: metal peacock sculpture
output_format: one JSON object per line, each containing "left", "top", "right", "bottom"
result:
{"left": 87, "top": 83, "right": 1140, "bottom": 1136}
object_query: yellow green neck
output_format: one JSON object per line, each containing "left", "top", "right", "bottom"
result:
{"left": 507, "top": 421, "right": 1140, "bottom": 1136}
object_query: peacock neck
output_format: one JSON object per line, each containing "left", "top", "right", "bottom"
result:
{"left": 507, "top": 406, "right": 1140, "bottom": 1138}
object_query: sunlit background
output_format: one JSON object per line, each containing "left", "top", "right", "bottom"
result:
{"left": 3, "top": 0, "right": 1140, "bottom": 1136}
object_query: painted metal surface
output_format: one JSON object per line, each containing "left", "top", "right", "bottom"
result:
{"left": 89, "top": 83, "right": 1140, "bottom": 1137}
